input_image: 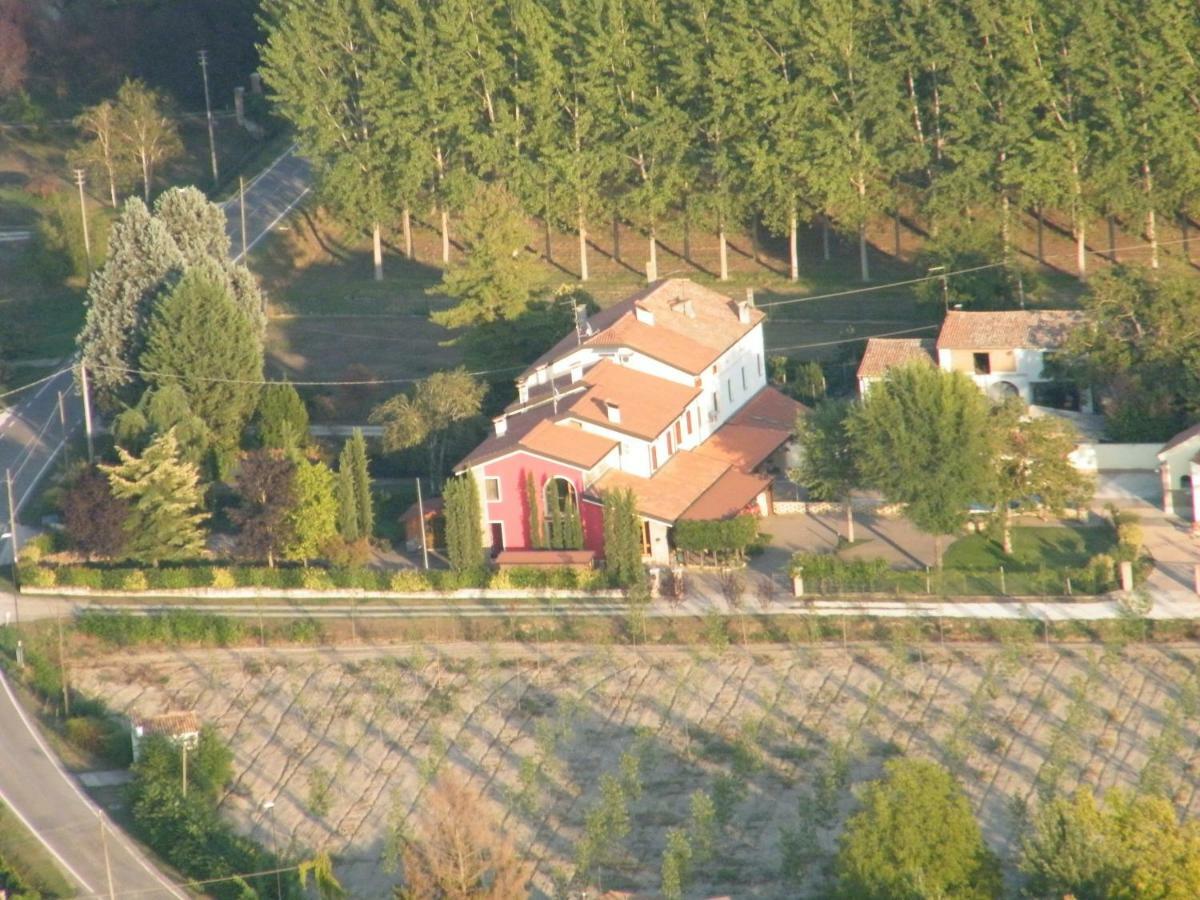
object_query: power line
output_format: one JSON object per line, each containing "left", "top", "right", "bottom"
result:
{"left": 0, "top": 366, "right": 74, "bottom": 402}
{"left": 765, "top": 323, "right": 939, "bottom": 354}
{"left": 757, "top": 263, "right": 1007, "bottom": 308}
{"left": 85, "top": 362, "right": 525, "bottom": 387}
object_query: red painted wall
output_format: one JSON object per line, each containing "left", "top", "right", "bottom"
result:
{"left": 478, "top": 452, "right": 605, "bottom": 555}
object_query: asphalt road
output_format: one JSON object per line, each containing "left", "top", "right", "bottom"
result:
{"left": 0, "top": 143, "right": 312, "bottom": 895}
{"left": 0, "top": 143, "right": 313, "bottom": 556}
{"left": 222, "top": 143, "right": 312, "bottom": 264}
{"left": 0, "top": 671, "right": 186, "bottom": 898}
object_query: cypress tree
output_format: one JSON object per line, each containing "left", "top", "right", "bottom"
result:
{"left": 336, "top": 451, "right": 359, "bottom": 541}
{"left": 348, "top": 427, "right": 374, "bottom": 539}
{"left": 565, "top": 501, "right": 584, "bottom": 551}
{"left": 444, "top": 475, "right": 484, "bottom": 574}
{"left": 545, "top": 479, "right": 562, "bottom": 549}
{"left": 602, "top": 488, "right": 643, "bottom": 587}
{"left": 525, "top": 471, "right": 544, "bottom": 549}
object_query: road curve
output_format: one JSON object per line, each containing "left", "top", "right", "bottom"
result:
{"left": 0, "top": 670, "right": 186, "bottom": 898}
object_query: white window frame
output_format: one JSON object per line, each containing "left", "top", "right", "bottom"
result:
{"left": 484, "top": 477, "right": 501, "bottom": 502}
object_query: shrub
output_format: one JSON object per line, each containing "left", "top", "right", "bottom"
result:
{"left": 287, "top": 619, "right": 323, "bottom": 644}
{"left": 149, "top": 567, "right": 195, "bottom": 590}
{"left": 210, "top": 567, "right": 236, "bottom": 589}
{"left": 390, "top": 569, "right": 431, "bottom": 592}
{"left": 301, "top": 568, "right": 333, "bottom": 590}
{"left": 121, "top": 570, "right": 149, "bottom": 592}
{"left": 21, "top": 564, "right": 56, "bottom": 588}
{"left": 59, "top": 566, "right": 105, "bottom": 589}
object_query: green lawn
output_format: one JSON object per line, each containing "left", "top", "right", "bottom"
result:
{"left": 0, "top": 803, "right": 74, "bottom": 899}
{"left": 944, "top": 526, "right": 1114, "bottom": 571}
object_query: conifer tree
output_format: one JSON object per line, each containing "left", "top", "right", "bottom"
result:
{"left": 430, "top": 183, "right": 542, "bottom": 329}
{"left": 255, "top": 382, "right": 309, "bottom": 451}
{"left": 101, "top": 429, "right": 207, "bottom": 564}
{"left": 545, "top": 478, "right": 563, "bottom": 549}
{"left": 78, "top": 197, "right": 183, "bottom": 405}
{"left": 443, "top": 475, "right": 484, "bottom": 573}
{"left": 525, "top": 471, "right": 544, "bottom": 549}
{"left": 602, "top": 488, "right": 642, "bottom": 587}
{"left": 140, "top": 268, "right": 264, "bottom": 451}
{"left": 347, "top": 427, "right": 374, "bottom": 538}
{"left": 153, "top": 186, "right": 230, "bottom": 265}
{"left": 336, "top": 460, "right": 359, "bottom": 542}
{"left": 112, "top": 382, "right": 211, "bottom": 464}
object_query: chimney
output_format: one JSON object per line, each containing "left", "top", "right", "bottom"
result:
{"left": 634, "top": 304, "right": 655, "bottom": 326}
{"left": 605, "top": 401, "right": 622, "bottom": 424}
{"left": 494, "top": 415, "right": 508, "bottom": 437}
{"left": 737, "top": 300, "right": 751, "bottom": 324}
{"left": 672, "top": 298, "right": 695, "bottom": 318}
{"left": 570, "top": 364, "right": 583, "bottom": 383}
{"left": 745, "top": 287, "right": 756, "bottom": 307}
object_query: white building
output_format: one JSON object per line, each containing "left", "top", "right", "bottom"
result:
{"left": 858, "top": 310, "right": 1087, "bottom": 408}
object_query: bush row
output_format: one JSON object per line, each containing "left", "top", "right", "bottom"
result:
{"left": 18, "top": 562, "right": 614, "bottom": 594}
{"left": 788, "top": 553, "right": 1126, "bottom": 596}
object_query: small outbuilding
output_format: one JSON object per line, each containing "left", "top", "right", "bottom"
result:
{"left": 130, "top": 711, "right": 201, "bottom": 763}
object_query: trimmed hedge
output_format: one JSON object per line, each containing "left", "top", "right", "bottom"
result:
{"left": 788, "top": 552, "right": 1126, "bottom": 596}
{"left": 18, "top": 561, "right": 612, "bottom": 594}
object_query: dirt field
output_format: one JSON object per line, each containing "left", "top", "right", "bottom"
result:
{"left": 71, "top": 642, "right": 1200, "bottom": 898}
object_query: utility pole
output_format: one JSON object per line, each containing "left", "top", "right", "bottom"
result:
{"left": 57, "top": 613, "right": 69, "bottom": 716}
{"left": 79, "top": 363, "right": 95, "bottom": 463}
{"left": 198, "top": 49, "right": 219, "bottom": 187}
{"left": 415, "top": 477, "right": 429, "bottom": 570}
{"left": 239, "top": 175, "right": 248, "bottom": 259}
{"left": 99, "top": 813, "right": 116, "bottom": 900}
{"left": 5, "top": 469, "right": 18, "bottom": 618}
{"left": 73, "top": 168, "right": 92, "bottom": 273}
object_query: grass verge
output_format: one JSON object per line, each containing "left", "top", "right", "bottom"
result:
{"left": 0, "top": 801, "right": 75, "bottom": 898}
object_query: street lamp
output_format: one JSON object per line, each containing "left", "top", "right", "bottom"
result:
{"left": 927, "top": 264, "right": 949, "bottom": 312}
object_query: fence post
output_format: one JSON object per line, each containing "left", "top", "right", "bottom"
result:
{"left": 1119, "top": 561, "right": 1134, "bottom": 592}
{"left": 1065, "top": 576, "right": 1072, "bottom": 597}
{"left": 999, "top": 565, "right": 1006, "bottom": 595}
{"left": 925, "top": 566, "right": 931, "bottom": 594}
{"left": 792, "top": 568, "right": 804, "bottom": 598}
{"left": 1193, "top": 564, "right": 1200, "bottom": 597}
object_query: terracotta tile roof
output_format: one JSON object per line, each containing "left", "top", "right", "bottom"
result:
{"left": 680, "top": 468, "right": 772, "bottom": 521}
{"left": 135, "top": 711, "right": 200, "bottom": 736}
{"left": 522, "top": 420, "right": 618, "bottom": 467}
{"left": 521, "top": 278, "right": 764, "bottom": 378}
{"left": 728, "top": 386, "right": 807, "bottom": 429}
{"left": 695, "top": 424, "right": 789, "bottom": 471}
{"left": 857, "top": 338, "right": 937, "bottom": 378}
{"left": 456, "top": 399, "right": 561, "bottom": 470}
{"left": 495, "top": 549, "right": 596, "bottom": 567}
{"left": 696, "top": 387, "right": 803, "bottom": 470}
{"left": 936, "top": 310, "right": 1085, "bottom": 351}
{"left": 564, "top": 359, "right": 701, "bottom": 441}
{"left": 594, "top": 451, "right": 730, "bottom": 522}
{"left": 457, "top": 406, "right": 617, "bottom": 471}
{"left": 1160, "top": 422, "right": 1200, "bottom": 456}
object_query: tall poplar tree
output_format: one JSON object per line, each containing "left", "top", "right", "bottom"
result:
{"left": 259, "top": 0, "right": 393, "bottom": 280}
